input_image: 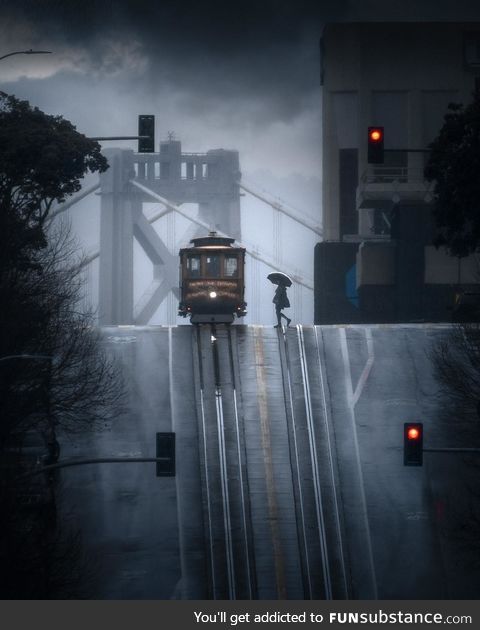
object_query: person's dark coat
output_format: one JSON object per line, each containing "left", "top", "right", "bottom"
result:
{"left": 273, "top": 285, "right": 290, "bottom": 309}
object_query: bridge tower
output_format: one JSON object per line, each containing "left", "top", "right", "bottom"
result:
{"left": 98, "top": 140, "right": 241, "bottom": 325}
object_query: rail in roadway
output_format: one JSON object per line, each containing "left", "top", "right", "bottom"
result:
{"left": 191, "top": 324, "right": 351, "bottom": 599}
{"left": 192, "top": 325, "right": 255, "bottom": 599}
{"left": 278, "top": 325, "right": 350, "bottom": 599}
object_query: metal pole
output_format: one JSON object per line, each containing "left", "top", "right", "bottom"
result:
{"left": 0, "top": 354, "right": 52, "bottom": 362}
{"left": 384, "top": 149, "right": 431, "bottom": 153}
{"left": 20, "top": 457, "right": 170, "bottom": 479}
{"left": 424, "top": 448, "right": 480, "bottom": 454}
{"left": 0, "top": 49, "right": 52, "bottom": 61}
{"left": 88, "top": 135, "right": 150, "bottom": 142}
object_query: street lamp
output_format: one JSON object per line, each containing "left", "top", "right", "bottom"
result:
{"left": 0, "top": 49, "right": 52, "bottom": 62}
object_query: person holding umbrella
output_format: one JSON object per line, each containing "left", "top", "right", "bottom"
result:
{"left": 268, "top": 272, "right": 292, "bottom": 328}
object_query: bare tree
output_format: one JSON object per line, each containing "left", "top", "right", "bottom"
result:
{"left": 1, "top": 220, "right": 124, "bottom": 449}
{"left": 429, "top": 323, "right": 480, "bottom": 582}
{"left": 431, "top": 322, "right": 480, "bottom": 422}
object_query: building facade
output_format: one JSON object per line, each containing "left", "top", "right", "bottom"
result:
{"left": 316, "top": 22, "right": 480, "bottom": 323}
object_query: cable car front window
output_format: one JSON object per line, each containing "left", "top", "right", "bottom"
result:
{"left": 205, "top": 255, "right": 220, "bottom": 277}
{"left": 224, "top": 256, "right": 238, "bottom": 277}
{"left": 187, "top": 255, "right": 201, "bottom": 278}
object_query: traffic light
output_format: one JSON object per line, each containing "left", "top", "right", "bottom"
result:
{"left": 156, "top": 433, "right": 175, "bottom": 477}
{"left": 404, "top": 422, "right": 423, "bottom": 466}
{"left": 156, "top": 432, "right": 175, "bottom": 477}
{"left": 138, "top": 115, "right": 155, "bottom": 153}
{"left": 368, "top": 126, "right": 384, "bottom": 164}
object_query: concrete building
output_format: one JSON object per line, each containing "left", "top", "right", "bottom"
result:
{"left": 316, "top": 22, "right": 480, "bottom": 323}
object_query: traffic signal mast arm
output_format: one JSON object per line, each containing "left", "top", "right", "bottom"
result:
{"left": 88, "top": 135, "right": 151, "bottom": 142}
{"left": 423, "top": 447, "right": 480, "bottom": 453}
{"left": 404, "top": 422, "right": 480, "bottom": 466}
{"left": 367, "top": 126, "right": 431, "bottom": 165}
{"left": 16, "top": 457, "right": 171, "bottom": 483}
{"left": 88, "top": 115, "right": 155, "bottom": 153}
{"left": 383, "top": 148, "right": 431, "bottom": 153}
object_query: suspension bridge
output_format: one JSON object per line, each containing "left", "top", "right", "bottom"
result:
{"left": 50, "top": 139, "right": 322, "bottom": 325}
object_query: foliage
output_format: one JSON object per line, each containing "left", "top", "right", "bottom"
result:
{"left": 0, "top": 94, "right": 120, "bottom": 597}
{"left": 0, "top": 223, "right": 124, "bottom": 447}
{"left": 431, "top": 323, "right": 480, "bottom": 415}
{"left": 430, "top": 324, "right": 480, "bottom": 579}
{"left": 0, "top": 91, "right": 108, "bottom": 268}
{"left": 425, "top": 90, "right": 480, "bottom": 257}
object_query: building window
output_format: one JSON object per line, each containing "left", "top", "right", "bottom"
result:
{"left": 339, "top": 148, "right": 358, "bottom": 238}
{"left": 372, "top": 91, "right": 408, "bottom": 168}
{"left": 464, "top": 32, "right": 480, "bottom": 68}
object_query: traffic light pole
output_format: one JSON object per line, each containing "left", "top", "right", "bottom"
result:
{"left": 88, "top": 115, "right": 155, "bottom": 152}
{"left": 423, "top": 447, "right": 480, "bottom": 453}
{"left": 88, "top": 136, "right": 150, "bottom": 142}
{"left": 384, "top": 148, "right": 431, "bottom": 153}
{"left": 20, "top": 456, "right": 170, "bottom": 479}
{"left": 404, "top": 422, "right": 480, "bottom": 466}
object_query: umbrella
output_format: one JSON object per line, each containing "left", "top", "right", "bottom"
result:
{"left": 267, "top": 272, "right": 292, "bottom": 287}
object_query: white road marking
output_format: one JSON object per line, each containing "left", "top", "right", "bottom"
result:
{"left": 339, "top": 327, "right": 378, "bottom": 599}
{"left": 352, "top": 328, "right": 374, "bottom": 408}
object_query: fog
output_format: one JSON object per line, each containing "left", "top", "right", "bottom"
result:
{"left": 2, "top": 0, "right": 480, "bottom": 324}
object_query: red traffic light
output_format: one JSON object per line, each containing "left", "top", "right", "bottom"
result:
{"left": 369, "top": 128, "right": 383, "bottom": 142}
{"left": 367, "top": 126, "right": 384, "bottom": 164}
{"left": 407, "top": 427, "right": 420, "bottom": 440}
{"left": 404, "top": 422, "right": 423, "bottom": 466}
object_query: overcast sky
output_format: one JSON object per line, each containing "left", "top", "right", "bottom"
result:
{"left": 3, "top": 0, "right": 480, "bottom": 182}
{"left": 2, "top": 0, "right": 480, "bottom": 323}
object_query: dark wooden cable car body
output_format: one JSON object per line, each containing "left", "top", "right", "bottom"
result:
{"left": 178, "top": 233, "right": 247, "bottom": 324}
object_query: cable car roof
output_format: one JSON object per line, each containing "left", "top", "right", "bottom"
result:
{"left": 190, "top": 232, "right": 236, "bottom": 248}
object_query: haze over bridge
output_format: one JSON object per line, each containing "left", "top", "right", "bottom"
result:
{"left": 51, "top": 140, "right": 321, "bottom": 326}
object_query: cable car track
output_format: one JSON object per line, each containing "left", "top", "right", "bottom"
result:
{"left": 296, "top": 325, "right": 333, "bottom": 599}
{"left": 193, "top": 324, "right": 349, "bottom": 599}
{"left": 278, "top": 326, "right": 316, "bottom": 598}
{"left": 279, "top": 325, "right": 349, "bottom": 599}
{"left": 313, "top": 326, "right": 349, "bottom": 597}
{"left": 194, "top": 325, "right": 255, "bottom": 599}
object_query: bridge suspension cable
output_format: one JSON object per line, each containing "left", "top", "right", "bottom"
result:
{"left": 48, "top": 182, "right": 101, "bottom": 221}
{"left": 51, "top": 178, "right": 314, "bottom": 291}
{"left": 131, "top": 179, "right": 313, "bottom": 291}
{"left": 238, "top": 181, "right": 323, "bottom": 237}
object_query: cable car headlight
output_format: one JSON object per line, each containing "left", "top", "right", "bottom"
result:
{"left": 209, "top": 291, "right": 217, "bottom": 299}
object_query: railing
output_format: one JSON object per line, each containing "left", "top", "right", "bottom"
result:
{"left": 360, "top": 166, "right": 429, "bottom": 185}
{"left": 132, "top": 155, "right": 217, "bottom": 183}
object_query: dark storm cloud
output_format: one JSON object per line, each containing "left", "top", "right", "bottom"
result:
{"left": 0, "top": 1, "right": 333, "bottom": 127}
{"left": 0, "top": 1, "right": 331, "bottom": 123}
{"left": 3, "top": 0, "right": 480, "bottom": 126}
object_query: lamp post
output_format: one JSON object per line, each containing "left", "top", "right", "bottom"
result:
{"left": 0, "top": 49, "right": 52, "bottom": 62}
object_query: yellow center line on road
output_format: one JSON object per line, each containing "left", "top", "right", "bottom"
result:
{"left": 253, "top": 327, "right": 287, "bottom": 599}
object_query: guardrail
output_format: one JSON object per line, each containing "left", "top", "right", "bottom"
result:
{"left": 360, "top": 166, "right": 429, "bottom": 185}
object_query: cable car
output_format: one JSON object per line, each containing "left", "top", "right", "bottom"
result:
{"left": 178, "top": 232, "right": 247, "bottom": 324}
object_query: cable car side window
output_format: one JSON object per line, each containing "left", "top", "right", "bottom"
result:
{"left": 224, "top": 256, "right": 238, "bottom": 277}
{"left": 205, "top": 255, "right": 220, "bottom": 277}
{"left": 187, "top": 255, "right": 201, "bottom": 277}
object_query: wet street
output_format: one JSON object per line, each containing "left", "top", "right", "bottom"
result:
{"left": 60, "top": 324, "right": 475, "bottom": 599}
